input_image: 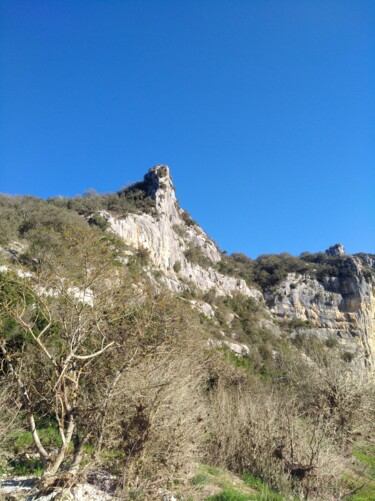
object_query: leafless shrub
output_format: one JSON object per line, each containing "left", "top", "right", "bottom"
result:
{"left": 101, "top": 341, "right": 208, "bottom": 499}
{"left": 276, "top": 350, "right": 375, "bottom": 447}
{"left": 206, "top": 360, "right": 350, "bottom": 500}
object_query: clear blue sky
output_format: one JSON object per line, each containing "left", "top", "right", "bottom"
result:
{"left": 1, "top": 0, "right": 374, "bottom": 257}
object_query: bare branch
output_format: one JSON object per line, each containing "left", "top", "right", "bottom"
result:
{"left": 72, "top": 341, "right": 115, "bottom": 360}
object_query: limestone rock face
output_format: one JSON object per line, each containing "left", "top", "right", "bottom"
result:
{"left": 105, "top": 166, "right": 261, "bottom": 299}
{"left": 266, "top": 256, "right": 375, "bottom": 367}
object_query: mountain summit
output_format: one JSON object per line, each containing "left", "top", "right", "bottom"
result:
{"left": 143, "top": 165, "right": 180, "bottom": 222}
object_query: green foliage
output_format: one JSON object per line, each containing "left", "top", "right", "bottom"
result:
{"left": 49, "top": 182, "right": 155, "bottom": 218}
{"left": 252, "top": 254, "right": 312, "bottom": 290}
{"left": 219, "top": 250, "right": 373, "bottom": 293}
{"left": 353, "top": 446, "right": 375, "bottom": 470}
{"left": 184, "top": 245, "right": 213, "bottom": 269}
{"left": 0, "top": 195, "right": 88, "bottom": 246}
{"left": 191, "top": 473, "right": 210, "bottom": 486}
{"left": 88, "top": 213, "right": 109, "bottom": 230}
{"left": 117, "top": 181, "right": 156, "bottom": 213}
{"left": 208, "top": 294, "right": 286, "bottom": 380}
{"left": 11, "top": 432, "right": 34, "bottom": 453}
{"left": 11, "top": 427, "right": 62, "bottom": 453}
{"left": 173, "top": 260, "right": 182, "bottom": 273}
{"left": 325, "top": 338, "right": 339, "bottom": 348}
{"left": 8, "top": 456, "right": 43, "bottom": 476}
{"left": 300, "top": 251, "right": 359, "bottom": 281}
{"left": 181, "top": 210, "right": 197, "bottom": 227}
{"left": 225, "top": 350, "right": 254, "bottom": 371}
{"left": 135, "top": 246, "right": 150, "bottom": 266}
{"left": 345, "top": 445, "right": 375, "bottom": 500}
{"left": 0, "top": 181, "right": 156, "bottom": 248}
{"left": 342, "top": 351, "right": 355, "bottom": 363}
{"left": 221, "top": 295, "right": 269, "bottom": 344}
{"left": 192, "top": 465, "right": 262, "bottom": 501}
{"left": 204, "top": 488, "right": 252, "bottom": 501}
{"left": 241, "top": 473, "right": 287, "bottom": 500}
{"left": 288, "top": 318, "right": 313, "bottom": 330}
{"left": 216, "top": 252, "right": 312, "bottom": 290}
{"left": 216, "top": 253, "right": 255, "bottom": 287}
{"left": 291, "top": 333, "right": 332, "bottom": 363}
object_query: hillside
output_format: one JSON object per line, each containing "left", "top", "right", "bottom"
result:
{"left": 0, "top": 165, "right": 375, "bottom": 500}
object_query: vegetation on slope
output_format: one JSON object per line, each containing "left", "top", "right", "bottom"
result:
{"left": 217, "top": 250, "right": 374, "bottom": 291}
{"left": 0, "top": 194, "right": 375, "bottom": 500}
{"left": 0, "top": 183, "right": 155, "bottom": 247}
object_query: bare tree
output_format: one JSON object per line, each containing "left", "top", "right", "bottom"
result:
{"left": 0, "top": 227, "right": 141, "bottom": 488}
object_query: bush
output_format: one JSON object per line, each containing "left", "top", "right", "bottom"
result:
{"left": 173, "top": 260, "right": 182, "bottom": 273}
{"left": 184, "top": 245, "right": 212, "bottom": 269}
{"left": 289, "top": 318, "right": 311, "bottom": 329}
{"left": 88, "top": 213, "right": 109, "bottom": 230}
{"left": 136, "top": 246, "right": 150, "bottom": 266}
{"left": 102, "top": 335, "right": 207, "bottom": 497}
{"left": 206, "top": 365, "right": 347, "bottom": 499}
{"left": 0, "top": 195, "right": 88, "bottom": 246}
{"left": 342, "top": 351, "right": 355, "bottom": 363}
{"left": 325, "top": 338, "right": 339, "bottom": 348}
{"left": 181, "top": 210, "right": 197, "bottom": 227}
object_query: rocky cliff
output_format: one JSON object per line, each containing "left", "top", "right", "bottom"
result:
{"left": 266, "top": 253, "right": 375, "bottom": 367}
{"left": 103, "top": 165, "right": 261, "bottom": 299}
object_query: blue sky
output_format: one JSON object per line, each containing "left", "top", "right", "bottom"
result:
{"left": 1, "top": 0, "right": 374, "bottom": 257}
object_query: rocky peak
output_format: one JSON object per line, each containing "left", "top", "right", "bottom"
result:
{"left": 144, "top": 165, "right": 180, "bottom": 223}
{"left": 144, "top": 165, "right": 173, "bottom": 196}
{"left": 325, "top": 243, "right": 345, "bottom": 256}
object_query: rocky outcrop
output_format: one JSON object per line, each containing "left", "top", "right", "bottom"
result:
{"left": 266, "top": 256, "right": 375, "bottom": 367}
{"left": 325, "top": 243, "right": 345, "bottom": 256}
{"left": 105, "top": 166, "right": 261, "bottom": 299}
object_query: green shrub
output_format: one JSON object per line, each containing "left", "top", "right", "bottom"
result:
{"left": 88, "top": 213, "right": 109, "bottom": 230}
{"left": 325, "top": 338, "right": 339, "bottom": 348}
{"left": 136, "top": 246, "right": 150, "bottom": 266}
{"left": 181, "top": 210, "right": 197, "bottom": 227}
{"left": 184, "top": 245, "right": 212, "bottom": 269}
{"left": 342, "top": 351, "right": 355, "bottom": 363}
{"left": 173, "top": 260, "right": 182, "bottom": 273}
{"left": 8, "top": 456, "right": 43, "bottom": 476}
{"left": 289, "top": 318, "right": 311, "bottom": 329}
